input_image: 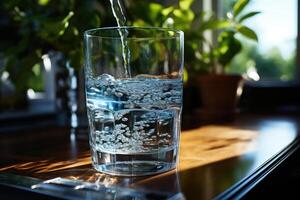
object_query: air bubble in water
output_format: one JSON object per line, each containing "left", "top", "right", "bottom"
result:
{"left": 86, "top": 74, "right": 182, "bottom": 153}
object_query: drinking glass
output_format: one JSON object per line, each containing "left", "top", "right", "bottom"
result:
{"left": 84, "top": 27, "right": 184, "bottom": 176}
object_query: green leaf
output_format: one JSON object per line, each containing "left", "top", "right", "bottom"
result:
{"left": 171, "top": 8, "right": 195, "bottom": 30}
{"left": 237, "top": 25, "right": 258, "bottom": 41}
{"left": 210, "top": 20, "right": 231, "bottom": 29}
{"left": 173, "top": 9, "right": 194, "bottom": 21}
{"left": 238, "top": 11, "right": 261, "bottom": 22}
{"left": 217, "top": 31, "right": 242, "bottom": 67}
{"left": 179, "top": 0, "right": 194, "bottom": 10}
{"left": 62, "top": 11, "right": 74, "bottom": 24}
{"left": 200, "top": 19, "right": 231, "bottom": 31}
{"left": 233, "top": 0, "right": 250, "bottom": 17}
{"left": 38, "top": 0, "right": 50, "bottom": 6}
{"left": 162, "top": 6, "right": 174, "bottom": 17}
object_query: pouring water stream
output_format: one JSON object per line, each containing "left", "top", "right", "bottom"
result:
{"left": 109, "top": 0, "right": 131, "bottom": 78}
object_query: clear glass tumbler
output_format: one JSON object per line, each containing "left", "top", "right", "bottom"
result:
{"left": 84, "top": 27, "right": 184, "bottom": 176}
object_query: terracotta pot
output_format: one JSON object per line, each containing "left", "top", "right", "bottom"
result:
{"left": 190, "top": 74, "right": 244, "bottom": 122}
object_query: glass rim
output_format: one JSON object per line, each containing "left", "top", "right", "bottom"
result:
{"left": 84, "top": 26, "right": 184, "bottom": 40}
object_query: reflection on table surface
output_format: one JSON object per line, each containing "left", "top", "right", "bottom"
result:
{"left": 0, "top": 114, "right": 299, "bottom": 199}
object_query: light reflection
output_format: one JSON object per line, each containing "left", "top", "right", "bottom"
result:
{"left": 179, "top": 126, "right": 258, "bottom": 171}
{"left": 68, "top": 173, "right": 119, "bottom": 187}
{"left": 0, "top": 151, "right": 91, "bottom": 173}
{"left": 70, "top": 130, "right": 78, "bottom": 159}
{"left": 133, "top": 170, "right": 185, "bottom": 199}
{"left": 31, "top": 175, "right": 183, "bottom": 200}
{"left": 42, "top": 54, "right": 51, "bottom": 72}
{"left": 1, "top": 71, "right": 9, "bottom": 81}
{"left": 252, "top": 120, "right": 297, "bottom": 167}
{"left": 31, "top": 170, "right": 185, "bottom": 199}
{"left": 246, "top": 66, "right": 260, "bottom": 81}
{"left": 27, "top": 88, "right": 36, "bottom": 99}
{"left": 0, "top": 126, "right": 258, "bottom": 175}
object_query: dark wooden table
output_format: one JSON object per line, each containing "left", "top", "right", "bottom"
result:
{"left": 0, "top": 113, "right": 299, "bottom": 199}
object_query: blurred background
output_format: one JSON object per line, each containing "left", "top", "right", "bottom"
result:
{"left": 0, "top": 0, "right": 299, "bottom": 131}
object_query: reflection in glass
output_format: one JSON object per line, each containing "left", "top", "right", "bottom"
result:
{"left": 29, "top": 171, "right": 185, "bottom": 200}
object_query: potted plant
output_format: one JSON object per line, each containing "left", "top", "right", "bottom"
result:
{"left": 187, "top": 0, "right": 260, "bottom": 122}
{"left": 122, "top": 0, "right": 259, "bottom": 123}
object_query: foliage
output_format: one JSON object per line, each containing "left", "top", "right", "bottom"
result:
{"left": 1, "top": 0, "right": 101, "bottom": 92}
{"left": 0, "top": 0, "right": 260, "bottom": 94}
{"left": 123, "top": 0, "right": 259, "bottom": 75}
{"left": 124, "top": 0, "right": 199, "bottom": 72}
{"left": 228, "top": 44, "right": 295, "bottom": 81}
{"left": 189, "top": 0, "right": 260, "bottom": 74}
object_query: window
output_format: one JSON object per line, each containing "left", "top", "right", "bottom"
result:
{"left": 220, "top": 0, "right": 298, "bottom": 81}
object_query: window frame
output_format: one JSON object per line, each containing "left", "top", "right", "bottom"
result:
{"left": 205, "top": 0, "right": 300, "bottom": 111}
{"left": 210, "top": 0, "right": 300, "bottom": 82}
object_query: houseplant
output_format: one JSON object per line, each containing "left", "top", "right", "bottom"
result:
{"left": 122, "top": 0, "right": 259, "bottom": 122}
{"left": 187, "top": 0, "right": 260, "bottom": 122}
{"left": 1, "top": 0, "right": 259, "bottom": 123}
{"left": 0, "top": 0, "right": 102, "bottom": 110}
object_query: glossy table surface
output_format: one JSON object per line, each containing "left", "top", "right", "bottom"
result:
{"left": 0, "top": 113, "right": 299, "bottom": 199}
